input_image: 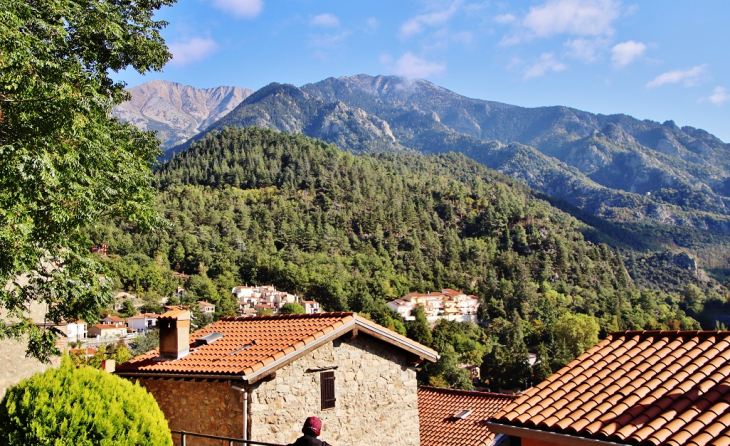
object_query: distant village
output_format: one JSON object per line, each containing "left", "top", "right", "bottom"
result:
{"left": 57, "top": 279, "right": 479, "bottom": 350}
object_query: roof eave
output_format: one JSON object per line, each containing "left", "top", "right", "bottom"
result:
{"left": 485, "top": 422, "right": 629, "bottom": 446}
{"left": 241, "top": 318, "right": 357, "bottom": 384}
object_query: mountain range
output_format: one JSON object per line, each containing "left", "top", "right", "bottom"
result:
{"left": 113, "top": 80, "right": 252, "bottom": 150}
{"left": 114, "top": 76, "right": 730, "bottom": 278}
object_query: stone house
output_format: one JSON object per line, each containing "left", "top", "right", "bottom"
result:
{"left": 116, "top": 310, "right": 438, "bottom": 446}
{"left": 488, "top": 330, "right": 730, "bottom": 446}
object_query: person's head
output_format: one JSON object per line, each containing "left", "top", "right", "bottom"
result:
{"left": 302, "top": 416, "right": 322, "bottom": 437}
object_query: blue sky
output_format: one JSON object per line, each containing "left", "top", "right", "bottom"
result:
{"left": 116, "top": 0, "right": 730, "bottom": 142}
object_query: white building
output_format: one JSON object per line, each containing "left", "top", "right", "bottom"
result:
{"left": 197, "top": 301, "right": 215, "bottom": 314}
{"left": 302, "top": 301, "right": 321, "bottom": 314}
{"left": 232, "top": 285, "right": 302, "bottom": 313}
{"left": 127, "top": 313, "right": 158, "bottom": 331}
{"left": 61, "top": 320, "right": 88, "bottom": 342}
{"left": 387, "top": 289, "right": 480, "bottom": 323}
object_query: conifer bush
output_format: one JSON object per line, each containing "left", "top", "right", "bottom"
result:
{"left": 0, "top": 356, "right": 172, "bottom": 445}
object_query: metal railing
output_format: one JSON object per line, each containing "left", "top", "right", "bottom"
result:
{"left": 171, "top": 430, "right": 285, "bottom": 446}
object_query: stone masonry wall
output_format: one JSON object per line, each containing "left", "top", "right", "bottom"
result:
{"left": 0, "top": 302, "right": 64, "bottom": 399}
{"left": 249, "top": 335, "right": 420, "bottom": 446}
{"left": 135, "top": 378, "right": 244, "bottom": 446}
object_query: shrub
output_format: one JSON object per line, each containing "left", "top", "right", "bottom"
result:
{"left": 0, "top": 356, "right": 172, "bottom": 445}
{"left": 280, "top": 302, "right": 305, "bottom": 314}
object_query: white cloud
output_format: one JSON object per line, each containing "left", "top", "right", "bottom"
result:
{"left": 564, "top": 37, "right": 609, "bottom": 63}
{"left": 391, "top": 52, "right": 446, "bottom": 78}
{"left": 168, "top": 38, "right": 219, "bottom": 66}
{"left": 646, "top": 64, "right": 708, "bottom": 88}
{"left": 494, "top": 13, "right": 517, "bottom": 24}
{"left": 399, "top": 0, "right": 462, "bottom": 38}
{"left": 310, "top": 13, "right": 340, "bottom": 28}
{"left": 523, "top": 0, "right": 621, "bottom": 38}
{"left": 611, "top": 40, "right": 646, "bottom": 68}
{"left": 211, "top": 0, "right": 263, "bottom": 19}
{"left": 366, "top": 17, "right": 379, "bottom": 30}
{"left": 702, "top": 87, "right": 730, "bottom": 106}
{"left": 523, "top": 52, "right": 567, "bottom": 79}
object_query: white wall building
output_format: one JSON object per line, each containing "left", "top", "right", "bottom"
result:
{"left": 127, "top": 313, "right": 158, "bottom": 331}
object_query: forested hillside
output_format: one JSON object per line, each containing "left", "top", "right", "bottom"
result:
{"left": 91, "top": 127, "right": 728, "bottom": 389}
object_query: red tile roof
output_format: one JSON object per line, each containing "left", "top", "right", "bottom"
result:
{"left": 488, "top": 331, "right": 730, "bottom": 446}
{"left": 418, "top": 386, "right": 518, "bottom": 446}
{"left": 128, "top": 312, "right": 159, "bottom": 319}
{"left": 116, "top": 313, "right": 438, "bottom": 380}
{"left": 159, "top": 308, "right": 189, "bottom": 320}
{"left": 92, "top": 324, "right": 126, "bottom": 330}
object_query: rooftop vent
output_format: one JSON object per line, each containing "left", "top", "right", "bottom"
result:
{"left": 196, "top": 332, "right": 224, "bottom": 346}
{"left": 453, "top": 410, "right": 472, "bottom": 420}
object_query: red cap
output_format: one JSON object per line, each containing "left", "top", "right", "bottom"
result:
{"left": 303, "top": 416, "right": 322, "bottom": 436}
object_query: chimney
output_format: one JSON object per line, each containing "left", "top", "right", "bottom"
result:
{"left": 158, "top": 309, "right": 191, "bottom": 360}
{"left": 101, "top": 359, "right": 115, "bottom": 373}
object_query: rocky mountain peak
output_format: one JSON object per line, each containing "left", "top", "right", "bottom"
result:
{"left": 113, "top": 80, "right": 253, "bottom": 149}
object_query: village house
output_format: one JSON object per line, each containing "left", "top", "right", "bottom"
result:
{"left": 56, "top": 320, "right": 87, "bottom": 343}
{"left": 114, "top": 291, "right": 138, "bottom": 311}
{"left": 116, "top": 310, "right": 438, "bottom": 446}
{"left": 172, "top": 271, "right": 190, "bottom": 282}
{"left": 387, "top": 289, "right": 479, "bottom": 323}
{"left": 127, "top": 313, "right": 159, "bottom": 331}
{"left": 100, "top": 315, "right": 126, "bottom": 327}
{"left": 197, "top": 301, "right": 215, "bottom": 314}
{"left": 302, "top": 300, "right": 321, "bottom": 314}
{"left": 418, "top": 386, "right": 518, "bottom": 446}
{"left": 487, "top": 330, "right": 730, "bottom": 446}
{"left": 69, "top": 347, "right": 97, "bottom": 359}
{"left": 87, "top": 324, "right": 127, "bottom": 340}
{"left": 233, "top": 284, "right": 318, "bottom": 315}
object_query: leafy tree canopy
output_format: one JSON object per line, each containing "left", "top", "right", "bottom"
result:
{"left": 0, "top": 0, "right": 175, "bottom": 360}
{"left": 280, "top": 302, "right": 305, "bottom": 314}
{"left": 0, "top": 356, "right": 172, "bottom": 445}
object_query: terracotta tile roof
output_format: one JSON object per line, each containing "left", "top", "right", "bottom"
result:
{"left": 197, "top": 301, "right": 215, "bottom": 306}
{"left": 159, "top": 308, "right": 190, "bottom": 320}
{"left": 92, "top": 324, "right": 125, "bottom": 330}
{"left": 116, "top": 313, "right": 438, "bottom": 379}
{"left": 488, "top": 331, "right": 730, "bottom": 446}
{"left": 128, "top": 313, "right": 159, "bottom": 319}
{"left": 418, "top": 386, "right": 518, "bottom": 446}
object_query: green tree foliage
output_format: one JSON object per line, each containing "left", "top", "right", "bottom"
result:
{"left": 0, "top": 0, "right": 175, "bottom": 361}
{"left": 89, "top": 127, "right": 703, "bottom": 385}
{"left": 130, "top": 330, "right": 160, "bottom": 357}
{"left": 406, "top": 305, "right": 433, "bottom": 348}
{"left": 0, "top": 356, "right": 172, "bottom": 445}
{"left": 120, "top": 299, "right": 138, "bottom": 318}
{"left": 552, "top": 313, "right": 600, "bottom": 360}
{"left": 280, "top": 302, "right": 306, "bottom": 314}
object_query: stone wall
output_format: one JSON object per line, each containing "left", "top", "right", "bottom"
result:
{"left": 0, "top": 336, "right": 65, "bottom": 399}
{"left": 249, "top": 335, "right": 420, "bottom": 446}
{"left": 135, "top": 378, "right": 244, "bottom": 446}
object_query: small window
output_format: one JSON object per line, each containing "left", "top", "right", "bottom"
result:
{"left": 320, "top": 371, "right": 336, "bottom": 410}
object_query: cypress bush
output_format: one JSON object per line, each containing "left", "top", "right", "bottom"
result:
{"left": 0, "top": 356, "right": 172, "bottom": 445}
